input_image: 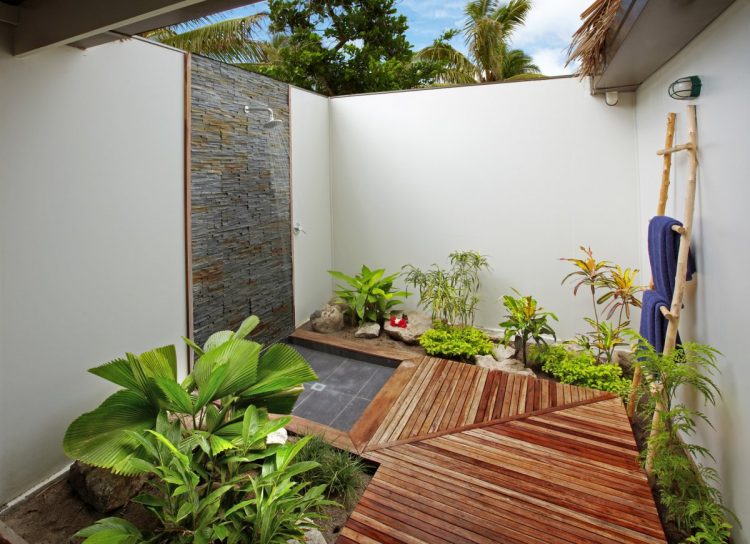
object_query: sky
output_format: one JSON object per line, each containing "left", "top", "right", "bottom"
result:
{"left": 212, "top": 0, "right": 592, "bottom": 76}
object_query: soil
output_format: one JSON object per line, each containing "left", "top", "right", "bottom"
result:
{"left": 316, "top": 473, "right": 373, "bottom": 544}
{"left": 0, "top": 476, "right": 158, "bottom": 544}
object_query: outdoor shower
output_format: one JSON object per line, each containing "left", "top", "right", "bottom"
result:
{"left": 244, "top": 104, "right": 283, "bottom": 129}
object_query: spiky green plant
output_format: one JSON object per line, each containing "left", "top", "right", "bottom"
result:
{"left": 328, "top": 265, "right": 409, "bottom": 325}
{"left": 499, "top": 290, "right": 558, "bottom": 366}
{"left": 63, "top": 315, "right": 317, "bottom": 473}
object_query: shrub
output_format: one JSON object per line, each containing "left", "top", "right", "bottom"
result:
{"left": 294, "top": 435, "right": 366, "bottom": 508}
{"left": 419, "top": 324, "right": 494, "bottom": 362}
{"left": 499, "top": 290, "right": 557, "bottom": 366}
{"left": 634, "top": 338, "right": 736, "bottom": 542}
{"left": 403, "top": 250, "right": 489, "bottom": 326}
{"left": 532, "top": 344, "right": 630, "bottom": 396}
{"left": 329, "top": 265, "right": 409, "bottom": 325}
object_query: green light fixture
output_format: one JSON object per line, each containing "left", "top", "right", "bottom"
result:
{"left": 668, "top": 76, "right": 702, "bottom": 100}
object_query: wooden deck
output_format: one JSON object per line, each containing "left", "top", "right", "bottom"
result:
{"left": 314, "top": 356, "right": 667, "bottom": 544}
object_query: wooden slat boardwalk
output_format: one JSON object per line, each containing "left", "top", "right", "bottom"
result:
{"left": 334, "top": 356, "right": 666, "bottom": 544}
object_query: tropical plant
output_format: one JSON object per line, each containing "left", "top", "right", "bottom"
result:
{"left": 294, "top": 434, "right": 366, "bottom": 508}
{"left": 633, "top": 338, "right": 737, "bottom": 542}
{"left": 561, "top": 246, "right": 643, "bottom": 362}
{"left": 499, "top": 290, "right": 558, "bottom": 366}
{"left": 419, "top": 323, "right": 494, "bottom": 362}
{"left": 328, "top": 265, "right": 409, "bottom": 325}
{"left": 143, "top": 13, "right": 268, "bottom": 64}
{"left": 64, "top": 315, "right": 317, "bottom": 474}
{"left": 532, "top": 344, "right": 630, "bottom": 395}
{"left": 403, "top": 250, "right": 489, "bottom": 326}
{"left": 74, "top": 410, "right": 334, "bottom": 543}
{"left": 415, "top": 0, "right": 540, "bottom": 84}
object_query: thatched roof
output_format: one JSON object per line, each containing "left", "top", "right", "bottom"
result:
{"left": 566, "top": 0, "right": 622, "bottom": 78}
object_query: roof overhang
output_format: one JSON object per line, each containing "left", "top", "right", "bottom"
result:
{"left": 2, "top": 0, "right": 262, "bottom": 57}
{"left": 592, "top": 0, "right": 735, "bottom": 93}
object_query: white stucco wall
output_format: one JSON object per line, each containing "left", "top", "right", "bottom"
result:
{"left": 329, "top": 78, "right": 642, "bottom": 337}
{"left": 289, "top": 88, "right": 333, "bottom": 325}
{"left": 0, "top": 32, "right": 187, "bottom": 504}
{"left": 634, "top": 1, "right": 750, "bottom": 539}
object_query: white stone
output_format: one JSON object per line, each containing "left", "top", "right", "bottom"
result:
{"left": 288, "top": 528, "right": 326, "bottom": 544}
{"left": 310, "top": 304, "right": 344, "bottom": 333}
{"left": 475, "top": 354, "right": 503, "bottom": 370}
{"left": 493, "top": 343, "right": 516, "bottom": 361}
{"left": 497, "top": 358, "right": 525, "bottom": 372}
{"left": 355, "top": 321, "right": 381, "bottom": 339}
{"left": 383, "top": 311, "right": 432, "bottom": 345}
{"left": 266, "top": 427, "right": 288, "bottom": 445}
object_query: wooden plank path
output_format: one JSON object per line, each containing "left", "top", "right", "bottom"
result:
{"left": 332, "top": 356, "right": 666, "bottom": 544}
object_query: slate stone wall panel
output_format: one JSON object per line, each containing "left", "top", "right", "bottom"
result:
{"left": 191, "top": 56, "right": 293, "bottom": 346}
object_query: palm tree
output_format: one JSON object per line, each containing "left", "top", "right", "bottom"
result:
{"left": 142, "top": 13, "right": 268, "bottom": 64}
{"left": 417, "top": 0, "right": 540, "bottom": 84}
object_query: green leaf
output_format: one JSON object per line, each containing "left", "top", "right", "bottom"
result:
{"left": 234, "top": 315, "right": 260, "bottom": 339}
{"left": 203, "top": 330, "right": 233, "bottom": 352}
{"left": 242, "top": 344, "right": 317, "bottom": 397}
{"left": 154, "top": 377, "right": 194, "bottom": 414}
{"left": 63, "top": 390, "right": 159, "bottom": 473}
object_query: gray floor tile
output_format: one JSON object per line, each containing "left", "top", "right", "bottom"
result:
{"left": 292, "top": 389, "right": 354, "bottom": 426}
{"left": 294, "top": 386, "right": 313, "bottom": 410}
{"left": 329, "top": 397, "right": 372, "bottom": 431}
{"left": 324, "top": 359, "right": 377, "bottom": 396}
{"left": 357, "top": 365, "right": 394, "bottom": 400}
{"left": 294, "top": 348, "right": 346, "bottom": 381}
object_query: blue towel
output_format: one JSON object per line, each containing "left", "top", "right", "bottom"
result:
{"left": 639, "top": 289, "right": 684, "bottom": 353}
{"left": 639, "top": 290, "right": 671, "bottom": 353}
{"left": 648, "top": 216, "right": 697, "bottom": 300}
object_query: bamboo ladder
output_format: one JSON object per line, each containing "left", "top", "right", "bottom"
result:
{"left": 626, "top": 105, "right": 698, "bottom": 475}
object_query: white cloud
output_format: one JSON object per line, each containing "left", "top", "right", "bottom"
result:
{"left": 507, "top": 0, "right": 591, "bottom": 76}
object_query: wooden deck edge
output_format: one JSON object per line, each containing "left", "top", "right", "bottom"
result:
{"left": 363, "top": 393, "right": 618, "bottom": 453}
{"left": 290, "top": 326, "right": 418, "bottom": 363}
{"left": 0, "top": 521, "right": 29, "bottom": 544}
{"left": 349, "top": 359, "right": 422, "bottom": 452}
{"left": 270, "top": 414, "right": 358, "bottom": 454}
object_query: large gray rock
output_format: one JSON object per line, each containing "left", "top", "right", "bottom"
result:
{"left": 68, "top": 461, "right": 146, "bottom": 514}
{"left": 383, "top": 312, "right": 432, "bottom": 345}
{"left": 355, "top": 322, "right": 381, "bottom": 339}
{"left": 310, "top": 304, "right": 344, "bottom": 333}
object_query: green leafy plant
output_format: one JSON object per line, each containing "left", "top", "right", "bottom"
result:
{"left": 403, "top": 250, "right": 489, "bottom": 326}
{"left": 561, "top": 247, "right": 642, "bottom": 362}
{"left": 532, "top": 344, "right": 630, "bottom": 395}
{"left": 634, "top": 338, "right": 737, "bottom": 542}
{"left": 499, "top": 290, "right": 558, "bottom": 366}
{"left": 419, "top": 323, "right": 494, "bottom": 362}
{"left": 63, "top": 314, "right": 317, "bottom": 474}
{"left": 294, "top": 434, "right": 366, "bottom": 508}
{"left": 328, "top": 265, "right": 409, "bottom": 325}
{"left": 75, "top": 410, "right": 334, "bottom": 543}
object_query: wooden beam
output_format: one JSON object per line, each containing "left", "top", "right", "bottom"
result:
{"left": 14, "top": 0, "right": 207, "bottom": 56}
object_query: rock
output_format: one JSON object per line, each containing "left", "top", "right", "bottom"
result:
{"left": 355, "top": 322, "right": 381, "bottom": 339}
{"left": 327, "top": 297, "right": 348, "bottom": 313}
{"left": 475, "top": 354, "right": 503, "bottom": 370}
{"left": 493, "top": 344, "right": 516, "bottom": 361}
{"left": 288, "top": 528, "right": 326, "bottom": 544}
{"left": 517, "top": 368, "right": 537, "bottom": 378}
{"left": 310, "top": 304, "right": 344, "bottom": 333}
{"left": 498, "top": 358, "right": 525, "bottom": 372}
{"left": 266, "top": 427, "right": 288, "bottom": 445}
{"left": 68, "top": 461, "right": 146, "bottom": 514}
{"left": 612, "top": 349, "right": 634, "bottom": 369}
{"left": 383, "top": 311, "right": 432, "bottom": 345}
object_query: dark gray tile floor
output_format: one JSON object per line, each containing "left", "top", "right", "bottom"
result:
{"left": 291, "top": 344, "right": 395, "bottom": 431}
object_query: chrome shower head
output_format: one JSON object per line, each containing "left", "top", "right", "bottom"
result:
{"left": 244, "top": 105, "right": 283, "bottom": 129}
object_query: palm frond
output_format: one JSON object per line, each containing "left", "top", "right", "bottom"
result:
{"left": 416, "top": 43, "right": 476, "bottom": 84}
{"left": 147, "top": 13, "right": 269, "bottom": 64}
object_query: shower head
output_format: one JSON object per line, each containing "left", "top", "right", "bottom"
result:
{"left": 244, "top": 105, "right": 283, "bottom": 129}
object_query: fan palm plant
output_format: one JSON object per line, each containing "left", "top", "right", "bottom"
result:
{"left": 142, "top": 13, "right": 268, "bottom": 64}
{"left": 63, "top": 315, "right": 317, "bottom": 474}
{"left": 416, "top": 0, "right": 540, "bottom": 84}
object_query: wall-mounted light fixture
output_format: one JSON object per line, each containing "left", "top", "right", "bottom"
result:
{"left": 668, "top": 76, "right": 702, "bottom": 100}
{"left": 604, "top": 91, "right": 619, "bottom": 106}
